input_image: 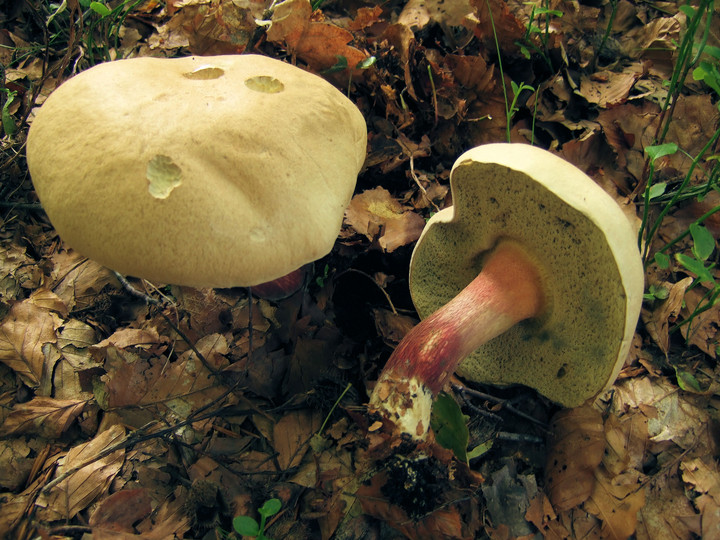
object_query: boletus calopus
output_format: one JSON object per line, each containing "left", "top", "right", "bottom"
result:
{"left": 26, "top": 55, "right": 367, "bottom": 289}
{"left": 370, "top": 143, "right": 644, "bottom": 439}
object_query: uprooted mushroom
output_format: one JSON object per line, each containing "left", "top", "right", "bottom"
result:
{"left": 370, "top": 143, "right": 645, "bottom": 440}
{"left": 26, "top": 54, "right": 367, "bottom": 290}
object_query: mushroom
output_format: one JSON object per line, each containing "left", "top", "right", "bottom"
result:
{"left": 26, "top": 54, "right": 367, "bottom": 289}
{"left": 370, "top": 143, "right": 644, "bottom": 439}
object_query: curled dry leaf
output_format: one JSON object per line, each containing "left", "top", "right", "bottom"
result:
{"left": 0, "top": 299, "right": 62, "bottom": 387}
{"left": 36, "top": 424, "right": 126, "bottom": 521}
{"left": 344, "top": 187, "right": 426, "bottom": 252}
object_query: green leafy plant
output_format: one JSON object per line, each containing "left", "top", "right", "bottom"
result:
{"left": 430, "top": 392, "right": 493, "bottom": 463}
{"left": 233, "top": 498, "right": 282, "bottom": 540}
{"left": 486, "top": 0, "right": 539, "bottom": 143}
{"left": 516, "top": 0, "right": 563, "bottom": 70}
{"left": 638, "top": 0, "right": 720, "bottom": 347}
{"left": 43, "top": 0, "right": 144, "bottom": 67}
{"left": 1, "top": 88, "right": 17, "bottom": 137}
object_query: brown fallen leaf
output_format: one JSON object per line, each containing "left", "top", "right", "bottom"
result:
{"left": 101, "top": 333, "right": 229, "bottom": 425}
{"left": 36, "top": 424, "right": 126, "bottom": 521}
{"left": 373, "top": 307, "right": 417, "bottom": 347}
{"left": 579, "top": 64, "right": 646, "bottom": 108}
{"left": 0, "top": 299, "right": 62, "bottom": 387}
{"left": 89, "top": 488, "right": 153, "bottom": 532}
{"left": 0, "top": 396, "right": 87, "bottom": 438}
{"left": 681, "top": 286, "right": 719, "bottom": 359}
{"left": 49, "top": 249, "right": 119, "bottom": 312}
{"left": 468, "top": 0, "right": 526, "bottom": 54}
{"left": 273, "top": 409, "right": 323, "bottom": 470}
{"left": 268, "top": 0, "right": 366, "bottom": 74}
{"left": 584, "top": 467, "right": 645, "bottom": 540}
{"left": 344, "top": 187, "right": 426, "bottom": 252}
{"left": 545, "top": 405, "right": 605, "bottom": 512}
{"left": 603, "top": 412, "right": 648, "bottom": 477}
{"left": 641, "top": 277, "right": 693, "bottom": 354}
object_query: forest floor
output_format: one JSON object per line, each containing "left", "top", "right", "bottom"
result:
{"left": 1, "top": 0, "right": 720, "bottom": 538}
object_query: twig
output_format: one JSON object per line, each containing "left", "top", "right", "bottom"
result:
{"left": 453, "top": 383, "right": 549, "bottom": 430}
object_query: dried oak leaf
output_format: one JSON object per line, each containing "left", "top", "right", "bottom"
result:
{"left": 0, "top": 299, "right": 62, "bottom": 387}
{"left": 36, "top": 424, "right": 126, "bottom": 521}
{"left": 344, "top": 187, "right": 426, "bottom": 252}
{"left": 0, "top": 396, "right": 87, "bottom": 438}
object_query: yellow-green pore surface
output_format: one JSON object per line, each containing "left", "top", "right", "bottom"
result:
{"left": 26, "top": 54, "right": 367, "bottom": 288}
{"left": 409, "top": 144, "right": 644, "bottom": 407}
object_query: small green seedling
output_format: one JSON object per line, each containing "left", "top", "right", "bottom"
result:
{"left": 516, "top": 1, "right": 563, "bottom": 69}
{"left": 430, "top": 392, "right": 493, "bottom": 463}
{"left": 233, "top": 498, "right": 281, "bottom": 540}
{"left": 2, "top": 89, "right": 17, "bottom": 137}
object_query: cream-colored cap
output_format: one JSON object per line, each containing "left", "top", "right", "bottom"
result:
{"left": 27, "top": 55, "right": 367, "bottom": 288}
{"left": 409, "top": 143, "right": 644, "bottom": 407}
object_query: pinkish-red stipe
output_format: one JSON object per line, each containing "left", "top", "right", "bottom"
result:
{"left": 251, "top": 265, "right": 308, "bottom": 300}
{"left": 379, "top": 241, "right": 545, "bottom": 395}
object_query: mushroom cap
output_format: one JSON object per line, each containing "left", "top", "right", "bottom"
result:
{"left": 409, "top": 143, "right": 644, "bottom": 407}
{"left": 26, "top": 55, "right": 367, "bottom": 288}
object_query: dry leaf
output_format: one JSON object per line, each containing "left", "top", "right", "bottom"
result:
{"left": 273, "top": 409, "right": 323, "bottom": 470}
{"left": 579, "top": 65, "right": 646, "bottom": 108}
{"left": 89, "top": 488, "right": 153, "bottom": 532}
{"left": 584, "top": 467, "right": 645, "bottom": 540}
{"left": 49, "top": 250, "right": 118, "bottom": 312}
{"left": 344, "top": 187, "right": 426, "bottom": 252}
{"left": 641, "top": 277, "right": 693, "bottom": 354}
{"left": 681, "top": 457, "right": 720, "bottom": 504}
{"left": 373, "top": 308, "right": 417, "bottom": 346}
{"left": 0, "top": 396, "right": 87, "bottom": 438}
{"left": 36, "top": 424, "right": 126, "bottom": 521}
{"left": 681, "top": 287, "right": 719, "bottom": 359}
{"left": 545, "top": 405, "right": 605, "bottom": 511}
{"left": 102, "top": 334, "right": 229, "bottom": 424}
{"left": 603, "top": 412, "right": 648, "bottom": 476}
{"left": 268, "top": 0, "right": 366, "bottom": 73}
{"left": 0, "top": 299, "right": 62, "bottom": 387}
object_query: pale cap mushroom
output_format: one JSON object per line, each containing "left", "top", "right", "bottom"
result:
{"left": 26, "top": 54, "right": 367, "bottom": 288}
{"left": 370, "top": 143, "right": 644, "bottom": 438}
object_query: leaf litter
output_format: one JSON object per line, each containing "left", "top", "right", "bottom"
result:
{"left": 0, "top": 0, "right": 719, "bottom": 538}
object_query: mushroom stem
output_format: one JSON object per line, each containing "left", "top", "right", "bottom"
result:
{"left": 250, "top": 265, "right": 309, "bottom": 300}
{"left": 369, "top": 241, "right": 545, "bottom": 438}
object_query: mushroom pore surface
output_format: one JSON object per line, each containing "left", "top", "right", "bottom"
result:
{"left": 409, "top": 144, "right": 644, "bottom": 407}
{"left": 26, "top": 54, "right": 367, "bottom": 288}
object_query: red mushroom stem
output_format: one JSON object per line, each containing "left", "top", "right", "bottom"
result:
{"left": 250, "top": 265, "right": 309, "bottom": 300}
{"left": 370, "top": 241, "right": 546, "bottom": 438}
